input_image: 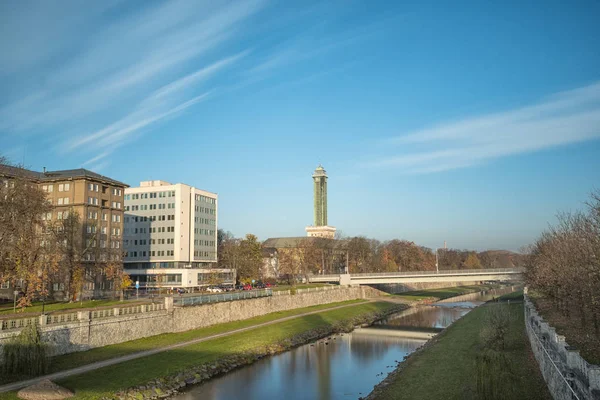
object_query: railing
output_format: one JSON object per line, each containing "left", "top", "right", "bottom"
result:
{"left": 173, "top": 289, "right": 273, "bottom": 306}
{"left": 47, "top": 312, "right": 78, "bottom": 325}
{"left": 272, "top": 285, "right": 340, "bottom": 296}
{"left": 0, "top": 302, "right": 166, "bottom": 331}
{"left": 349, "top": 268, "right": 525, "bottom": 277}
{"left": 1, "top": 316, "right": 37, "bottom": 330}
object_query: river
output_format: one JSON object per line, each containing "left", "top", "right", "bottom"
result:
{"left": 173, "top": 286, "right": 517, "bottom": 400}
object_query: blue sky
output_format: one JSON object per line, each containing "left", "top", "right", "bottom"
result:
{"left": 1, "top": 0, "right": 600, "bottom": 251}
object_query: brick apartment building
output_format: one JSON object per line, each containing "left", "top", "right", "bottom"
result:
{"left": 0, "top": 165, "right": 128, "bottom": 300}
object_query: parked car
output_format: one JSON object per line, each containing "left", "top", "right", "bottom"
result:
{"left": 243, "top": 284, "right": 253, "bottom": 291}
{"left": 207, "top": 286, "right": 223, "bottom": 293}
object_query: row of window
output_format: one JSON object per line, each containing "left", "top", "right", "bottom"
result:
{"left": 88, "top": 183, "right": 122, "bottom": 196}
{"left": 195, "top": 195, "right": 216, "bottom": 204}
{"left": 194, "top": 206, "right": 216, "bottom": 215}
{"left": 42, "top": 183, "right": 71, "bottom": 192}
{"left": 126, "top": 191, "right": 176, "bottom": 201}
{"left": 125, "top": 215, "right": 175, "bottom": 223}
{"left": 57, "top": 197, "right": 70, "bottom": 205}
{"left": 125, "top": 226, "right": 174, "bottom": 234}
{"left": 81, "top": 253, "right": 119, "bottom": 262}
{"left": 88, "top": 197, "right": 122, "bottom": 209}
{"left": 194, "top": 217, "right": 216, "bottom": 225}
{"left": 125, "top": 202, "right": 175, "bottom": 211}
{"left": 124, "top": 238, "right": 175, "bottom": 246}
{"left": 126, "top": 250, "right": 175, "bottom": 257}
{"left": 85, "top": 225, "right": 121, "bottom": 236}
{"left": 193, "top": 250, "right": 213, "bottom": 257}
{"left": 194, "top": 228, "right": 216, "bottom": 236}
{"left": 194, "top": 239, "right": 215, "bottom": 247}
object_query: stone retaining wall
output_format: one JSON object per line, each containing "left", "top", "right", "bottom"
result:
{"left": 0, "top": 286, "right": 380, "bottom": 357}
{"left": 524, "top": 294, "right": 600, "bottom": 400}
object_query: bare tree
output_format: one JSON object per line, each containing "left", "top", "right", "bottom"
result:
{"left": 0, "top": 159, "right": 53, "bottom": 306}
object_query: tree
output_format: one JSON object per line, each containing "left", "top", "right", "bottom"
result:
{"left": 237, "top": 234, "right": 262, "bottom": 282}
{"left": 0, "top": 159, "right": 53, "bottom": 307}
{"left": 464, "top": 252, "right": 482, "bottom": 269}
{"left": 105, "top": 261, "right": 131, "bottom": 301}
{"left": 277, "top": 248, "right": 304, "bottom": 285}
{"left": 346, "top": 236, "right": 372, "bottom": 273}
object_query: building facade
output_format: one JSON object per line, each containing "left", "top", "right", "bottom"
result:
{"left": 123, "top": 180, "right": 232, "bottom": 290}
{"left": 0, "top": 165, "right": 128, "bottom": 300}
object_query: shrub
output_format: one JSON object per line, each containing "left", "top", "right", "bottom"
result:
{"left": 2, "top": 323, "right": 49, "bottom": 376}
{"left": 480, "top": 304, "right": 511, "bottom": 351}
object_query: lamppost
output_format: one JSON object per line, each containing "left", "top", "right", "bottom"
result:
{"left": 13, "top": 290, "right": 18, "bottom": 313}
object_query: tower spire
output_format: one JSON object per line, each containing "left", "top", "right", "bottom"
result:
{"left": 306, "top": 165, "right": 336, "bottom": 239}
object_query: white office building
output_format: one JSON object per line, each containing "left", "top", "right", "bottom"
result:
{"left": 123, "top": 180, "right": 233, "bottom": 290}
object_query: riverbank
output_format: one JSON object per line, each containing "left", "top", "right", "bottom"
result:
{"left": 367, "top": 291, "right": 551, "bottom": 400}
{"left": 392, "top": 283, "right": 500, "bottom": 302}
{"left": 0, "top": 301, "right": 405, "bottom": 400}
{"left": 0, "top": 300, "right": 367, "bottom": 386}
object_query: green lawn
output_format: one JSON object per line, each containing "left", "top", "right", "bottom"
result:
{"left": 393, "top": 284, "right": 499, "bottom": 301}
{"left": 0, "top": 299, "right": 365, "bottom": 385}
{"left": 0, "top": 301, "right": 395, "bottom": 400}
{"left": 0, "top": 299, "right": 141, "bottom": 316}
{"left": 373, "top": 291, "right": 551, "bottom": 400}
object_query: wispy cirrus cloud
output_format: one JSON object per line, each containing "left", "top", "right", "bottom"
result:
{"left": 0, "top": 0, "right": 266, "bottom": 164}
{"left": 67, "top": 50, "right": 248, "bottom": 154}
{"left": 365, "top": 81, "right": 600, "bottom": 174}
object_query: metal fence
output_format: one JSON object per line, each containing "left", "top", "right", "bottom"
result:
{"left": 173, "top": 289, "right": 273, "bottom": 306}
{"left": 272, "top": 285, "right": 340, "bottom": 296}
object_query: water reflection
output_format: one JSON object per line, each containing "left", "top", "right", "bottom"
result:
{"left": 175, "top": 333, "right": 425, "bottom": 400}
{"left": 174, "top": 286, "right": 518, "bottom": 400}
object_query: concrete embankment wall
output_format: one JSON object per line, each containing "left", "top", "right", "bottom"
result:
{"left": 524, "top": 294, "right": 600, "bottom": 400}
{"left": 0, "top": 286, "right": 381, "bottom": 357}
{"left": 373, "top": 281, "right": 482, "bottom": 294}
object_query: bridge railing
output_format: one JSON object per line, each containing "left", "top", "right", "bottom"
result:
{"left": 173, "top": 289, "right": 272, "bottom": 306}
{"left": 348, "top": 267, "right": 525, "bottom": 278}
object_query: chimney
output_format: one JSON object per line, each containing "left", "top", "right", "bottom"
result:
{"left": 444, "top": 241, "right": 447, "bottom": 249}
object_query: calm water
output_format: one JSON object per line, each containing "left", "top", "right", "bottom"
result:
{"left": 174, "top": 287, "right": 516, "bottom": 400}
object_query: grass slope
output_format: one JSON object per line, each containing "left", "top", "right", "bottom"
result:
{"left": 373, "top": 292, "right": 550, "bottom": 400}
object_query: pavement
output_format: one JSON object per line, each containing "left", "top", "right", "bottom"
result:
{"left": 0, "top": 299, "right": 377, "bottom": 393}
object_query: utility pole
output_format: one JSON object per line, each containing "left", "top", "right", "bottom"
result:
{"left": 435, "top": 249, "right": 439, "bottom": 273}
{"left": 345, "top": 251, "right": 349, "bottom": 274}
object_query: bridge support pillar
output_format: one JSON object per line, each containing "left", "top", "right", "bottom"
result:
{"left": 339, "top": 274, "right": 351, "bottom": 286}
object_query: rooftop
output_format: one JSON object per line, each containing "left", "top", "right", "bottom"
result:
{"left": 0, "top": 164, "right": 128, "bottom": 187}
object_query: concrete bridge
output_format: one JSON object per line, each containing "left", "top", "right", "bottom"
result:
{"left": 307, "top": 268, "right": 525, "bottom": 285}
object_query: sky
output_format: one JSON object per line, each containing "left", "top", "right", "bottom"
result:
{"left": 1, "top": 0, "right": 600, "bottom": 251}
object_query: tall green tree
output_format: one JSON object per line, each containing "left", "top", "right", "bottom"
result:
{"left": 237, "top": 234, "right": 262, "bottom": 281}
